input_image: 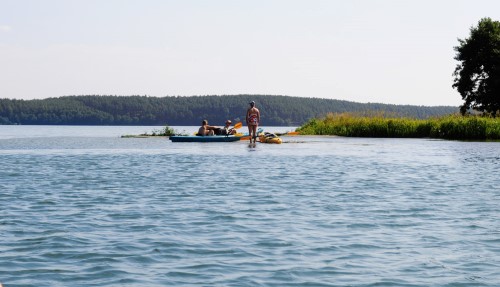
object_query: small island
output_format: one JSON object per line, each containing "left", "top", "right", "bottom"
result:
{"left": 121, "top": 125, "right": 177, "bottom": 138}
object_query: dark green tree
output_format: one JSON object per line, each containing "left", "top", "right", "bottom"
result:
{"left": 453, "top": 18, "right": 500, "bottom": 116}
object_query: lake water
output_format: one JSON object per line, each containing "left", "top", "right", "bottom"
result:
{"left": 0, "top": 125, "right": 499, "bottom": 287}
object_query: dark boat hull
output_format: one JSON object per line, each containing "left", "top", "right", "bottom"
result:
{"left": 169, "top": 135, "right": 241, "bottom": 142}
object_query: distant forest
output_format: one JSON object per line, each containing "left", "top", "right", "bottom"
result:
{"left": 0, "top": 95, "right": 458, "bottom": 126}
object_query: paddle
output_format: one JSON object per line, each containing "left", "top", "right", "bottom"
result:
{"left": 233, "top": 122, "right": 242, "bottom": 129}
{"left": 225, "top": 122, "right": 242, "bottom": 137}
{"left": 240, "top": 128, "right": 263, "bottom": 140}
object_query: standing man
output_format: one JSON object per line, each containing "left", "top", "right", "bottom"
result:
{"left": 246, "top": 101, "right": 260, "bottom": 144}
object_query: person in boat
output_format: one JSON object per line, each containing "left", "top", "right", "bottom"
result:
{"left": 197, "top": 120, "right": 216, "bottom": 136}
{"left": 246, "top": 101, "right": 260, "bottom": 143}
{"left": 214, "top": 120, "right": 237, "bottom": 135}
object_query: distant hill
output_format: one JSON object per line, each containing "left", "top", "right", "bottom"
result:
{"left": 0, "top": 95, "right": 458, "bottom": 126}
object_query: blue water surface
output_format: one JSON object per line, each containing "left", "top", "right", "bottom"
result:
{"left": 0, "top": 126, "right": 499, "bottom": 287}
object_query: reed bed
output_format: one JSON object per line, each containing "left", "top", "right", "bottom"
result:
{"left": 297, "top": 113, "right": 500, "bottom": 140}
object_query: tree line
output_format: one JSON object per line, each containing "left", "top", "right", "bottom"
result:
{"left": 0, "top": 95, "right": 458, "bottom": 126}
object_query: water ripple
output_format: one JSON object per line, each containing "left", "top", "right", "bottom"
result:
{"left": 1, "top": 134, "right": 499, "bottom": 286}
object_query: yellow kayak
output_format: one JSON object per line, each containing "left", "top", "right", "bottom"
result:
{"left": 259, "top": 132, "right": 282, "bottom": 144}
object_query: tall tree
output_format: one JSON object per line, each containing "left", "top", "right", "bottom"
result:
{"left": 453, "top": 18, "right": 500, "bottom": 116}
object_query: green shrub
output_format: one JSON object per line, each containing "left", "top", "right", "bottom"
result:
{"left": 297, "top": 113, "right": 500, "bottom": 140}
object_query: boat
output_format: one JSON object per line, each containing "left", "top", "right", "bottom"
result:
{"left": 259, "top": 132, "right": 282, "bottom": 144}
{"left": 169, "top": 135, "right": 241, "bottom": 142}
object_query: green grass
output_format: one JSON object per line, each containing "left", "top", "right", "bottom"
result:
{"left": 297, "top": 113, "right": 500, "bottom": 140}
{"left": 121, "top": 125, "right": 179, "bottom": 138}
{"left": 140, "top": 125, "right": 176, "bottom": 136}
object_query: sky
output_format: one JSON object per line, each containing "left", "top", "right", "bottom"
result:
{"left": 1, "top": 0, "right": 499, "bottom": 106}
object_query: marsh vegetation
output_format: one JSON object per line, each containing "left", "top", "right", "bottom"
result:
{"left": 297, "top": 113, "right": 500, "bottom": 140}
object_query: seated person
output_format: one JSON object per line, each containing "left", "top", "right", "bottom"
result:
{"left": 214, "top": 120, "right": 237, "bottom": 135}
{"left": 197, "top": 120, "right": 216, "bottom": 136}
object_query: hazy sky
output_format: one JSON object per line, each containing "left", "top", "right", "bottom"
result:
{"left": 1, "top": 0, "right": 499, "bottom": 106}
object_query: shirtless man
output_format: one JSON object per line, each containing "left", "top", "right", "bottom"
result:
{"left": 246, "top": 101, "right": 260, "bottom": 143}
{"left": 198, "top": 120, "right": 216, "bottom": 136}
